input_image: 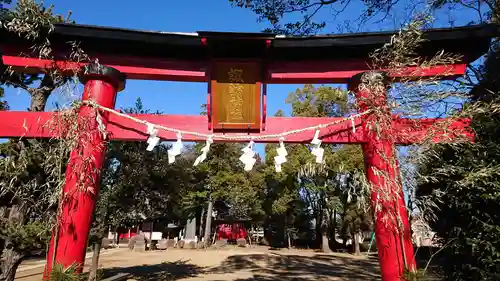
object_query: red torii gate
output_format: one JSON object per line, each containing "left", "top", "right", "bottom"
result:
{"left": 0, "top": 23, "right": 495, "bottom": 281}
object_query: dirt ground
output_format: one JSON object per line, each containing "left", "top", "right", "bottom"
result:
{"left": 15, "top": 246, "right": 380, "bottom": 281}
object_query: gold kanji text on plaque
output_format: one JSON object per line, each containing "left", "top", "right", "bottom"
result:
{"left": 227, "top": 68, "right": 245, "bottom": 121}
{"left": 211, "top": 61, "right": 261, "bottom": 130}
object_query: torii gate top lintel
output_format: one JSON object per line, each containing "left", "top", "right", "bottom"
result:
{"left": 0, "top": 23, "right": 496, "bottom": 84}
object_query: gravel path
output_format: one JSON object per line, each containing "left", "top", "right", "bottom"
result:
{"left": 15, "top": 247, "right": 380, "bottom": 281}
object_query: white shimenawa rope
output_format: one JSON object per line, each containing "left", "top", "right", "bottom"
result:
{"left": 82, "top": 100, "right": 371, "bottom": 141}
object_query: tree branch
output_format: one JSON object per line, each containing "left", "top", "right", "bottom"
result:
{"left": 3, "top": 80, "right": 31, "bottom": 92}
{"left": 284, "top": 0, "right": 338, "bottom": 13}
{"left": 292, "top": 3, "right": 325, "bottom": 34}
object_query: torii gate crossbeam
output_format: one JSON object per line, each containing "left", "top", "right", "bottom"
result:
{"left": 0, "top": 111, "right": 471, "bottom": 144}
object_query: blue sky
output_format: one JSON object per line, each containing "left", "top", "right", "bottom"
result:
{"left": 2, "top": 0, "right": 483, "bottom": 157}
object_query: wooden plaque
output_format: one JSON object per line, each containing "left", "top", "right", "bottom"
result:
{"left": 211, "top": 61, "right": 261, "bottom": 130}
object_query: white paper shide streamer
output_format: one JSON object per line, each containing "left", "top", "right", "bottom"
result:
{"left": 310, "top": 129, "right": 324, "bottom": 164}
{"left": 82, "top": 99, "right": 371, "bottom": 171}
{"left": 146, "top": 123, "right": 160, "bottom": 151}
{"left": 168, "top": 132, "right": 183, "bottom": 164}
{"left": 239, "top": 140, "right": 256, "bottom": 171}
{"left": 274, "top": 138, "right": 288, "bottom": 172}
{"left": 194, "top": 136, "right": 213, "bottom": 166}
{"left": 84, "top": 99, "right": 370, "bottom": 142}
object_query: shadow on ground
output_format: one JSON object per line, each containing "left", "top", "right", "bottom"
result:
{"left": 207, "top": 253, "right": 380, "bottom": 281}
{"left": 102, "top": 259, "right": 203, "bottom": 281}
{"left": 100, "top": 252, "right": 380, "bottom": 281}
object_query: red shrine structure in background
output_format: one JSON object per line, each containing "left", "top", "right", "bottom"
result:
{"left": 0, "top": 23, "right": 497, "bottom": 281}
{"left": 216, "top": 223, "right": 248, "bottom": 241}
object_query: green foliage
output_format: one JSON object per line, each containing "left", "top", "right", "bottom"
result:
{"left": 184, "top": 140, "right": 265, "bottom": 221}
{"left": 341, "top": 203, "right": 371, "bottom": 236}
{"left": 91, "top": 97, "right": 264, "bottom": 243}
{"left": 339, "top": 173, "right": 372, "bottom": 240}
{"left": 416, "top": 43, "right": 500, "bottom": 280}
{"left": 1, "top": 0, "right": 75, "bottom": 112}
{"left": 285, "top": 84, "right": 349, "bottom": 117}
{"left": 0, "top": 0, "right": 11, "bottom": 20}
{"left": 2, "top": 0, "right": 70, "bottom": 39}
{"left": 0, "top": 138, "right": 67, "bottom": 212}
{"left": 0, "top": 2, "right": 79, "bottom": 280}
{"left": 173, "top": 99, "right": 267, "bottom": 221}
{"left": 0, "top": 220, "right": 51, "bottom": 253}
{"left": 50, "top": 263, "right": 84, "bottom": 281}
{"left": 404, "top": 269, "right": 434, "bottom": 281}
{"left": 261, "top": 84, "right": 370, "bottom": 249}
{"left": 0, "top": 86, "right": 8, "bottom": 110}
{"left": 92, "top": 98, "right": 196, "bottom": 239}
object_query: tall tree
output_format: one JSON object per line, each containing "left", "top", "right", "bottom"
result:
{"left": 88, "top": 98, "right": 197, "bottom": 280}
{"left": 0, "top": 2, "right": 75, "bottom": 280}
{"left": 338, "top": 171, "right": 372, "bottom": 255}
{"left": 416, "top": 40, "right": 500, "bottom": 280}
{"left": 184, "top": 141, "right": 265, "bottom": 247}
{"left": 297, "top": 163, "right": 340, "bottom": 253}
{"left": 263, "top": 84, "right": 368, "bottom": 252}
{"left": 414, "top": 1, "right": 500, "bottom": 279}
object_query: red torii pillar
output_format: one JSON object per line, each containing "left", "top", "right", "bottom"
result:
{"left": 349, "top": 72, "right": 416, "bottom": 281}
{"left": 43, "top": 64, "right": 125, "bottom": 278}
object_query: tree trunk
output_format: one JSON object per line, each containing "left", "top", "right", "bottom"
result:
{"left": 29, "top": 90, "right": 50, "bottom": 112}
{"left": 315, "top": 214, "right": 322, "bottom": 249}
{"left": 320, "top": 215, "right": 331, "bottom": 253}
{"left": 353, "top": 232, "right": 361, "bottom": 256}
{"left": 321, "top": 232, "right": 331, "bottom": 253}
{"left": 203, "top": 196, "right": 213, "bottom": 248}
{"left": 89, "top": 206, "right": 110, "bottom": 280}
{"left": 287, "top": 232, "right": 292, "bottom": 249}
{"left": 88, "top": 241, "right": 102, "bottom": 281}
{"left": 28, "top": 74, "right": 58, "bottom": 112}
{"left": 0, "top": 248, "right": 24, "bottom": 281}
{"left": 199, "top": 206, "right": 205, "bottom": 238}
{"left": 0, "top": 205, "right": 26, "bottom": 281}
{"left": 114, "top": 227, "right": 119, "bottom": 245}
{"left": 283, "top": 216, "right": 287, "bottom": 248}
{"left": 0, "top": 206, "right": 7, "bottom": 257}
{"left": 149, "top": 222, "right": 153, "bottom": 251}
{"left": 332, "top": 210, "right": 337, "bottom": 245}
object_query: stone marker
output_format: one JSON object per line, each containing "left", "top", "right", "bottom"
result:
{"left": 236, "top": 238, "right": 246, "bottom": 247}
{"left": 167, "top": 238, "right": 176, "bottom": 248}
{"left": 102, "top": 238, "right": 111, "bottom": 249}
{"left": 127, "top": 238, "right": 135, "bottom": 251}
{"left": 133, "top": 235, "right": 146, "bottom": 252}
{"left": 178, "top": 240, "right": 185, "bottom": 249}
{"left": 157, "top": 238, "right": 168, "bottom": 250}
{"left": 185, "top": 241, "right": 196, "bottom": 249}
{"left": 184, "top": 217, "right": 196, "bottom": 241}
{"left": 214, "top": 239, "right": 227, "bottom": 248}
